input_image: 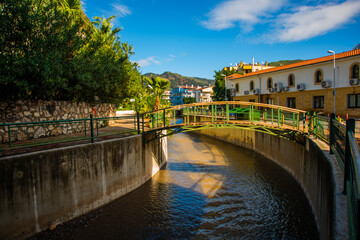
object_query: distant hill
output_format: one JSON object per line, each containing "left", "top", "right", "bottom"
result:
{"left": 268, "top": 59, "right": 303, "bottom": 67}
{"left": 144, "top": 72, "right": 214, "bottom": 89}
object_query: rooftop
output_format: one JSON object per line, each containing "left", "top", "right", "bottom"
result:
{"left": 226, "top": 49, "right": 360, "bottom": 79}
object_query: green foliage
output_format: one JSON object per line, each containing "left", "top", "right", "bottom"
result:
{"left": 212, "top": 69, "right": 236, "bottom": 101}
{"left": 354, "top": 43, "right": 360, "bottom": 50}
{"left": 143, "top": 75, "right": 170, "bottom": 110}
{"left": 268, "top": 59, "right": 303, "bottom": 67}
{"left": 0, "top": 0, "right": 143, "bottom": 107}
{"left": 143, "top": 72, "right": 213, "bottom": 89}
{"left": 183, "top": 97, "right": 196, "bottom": 104}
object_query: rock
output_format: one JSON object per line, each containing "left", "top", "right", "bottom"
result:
{"left": 24, "top": 111, "right": 31, "bottom": 116}
{"left": 34, "top": 127, "right": 46, "bottom": 139}
{"left": 21, "top": 105, "right": 28, "bottom": 111}
{"left": 17, "top": 131, "right": 27, "bottom": 141}
{"left": 50, "top": 224, "right": 56, "bottom": 231}
{"left": 34, "top": 112, "right": 40, "bottom": 117}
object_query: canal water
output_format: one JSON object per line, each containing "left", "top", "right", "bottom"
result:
{"left": 32, "top": 132, "right": 319, "bottom": 239}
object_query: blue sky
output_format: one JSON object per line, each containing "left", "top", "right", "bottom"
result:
{"left": 82, "top": 0, "right": 360, "bottom": 80}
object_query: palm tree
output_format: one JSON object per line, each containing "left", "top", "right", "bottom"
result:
{"left": 146, "top": 76, "right": 170, "bottom": 110}
{"left": 92, "top": 16, "right": 121, "bottom": 44}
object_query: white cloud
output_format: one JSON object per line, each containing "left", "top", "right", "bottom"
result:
{"left": 137, "top": 57, "right": 161, "bottom": 67}
{"left": 202, "top": 0, "right": 285, "bottom": 30}
{"left": 112, "top": 3, "right": 132, "bottom": 17}
{"left": 275, "top": 0, "right": 360, "bottom": 42}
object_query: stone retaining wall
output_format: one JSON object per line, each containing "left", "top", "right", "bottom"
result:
{"left": 0, "top": 100, "right": 116, "bottom": 143}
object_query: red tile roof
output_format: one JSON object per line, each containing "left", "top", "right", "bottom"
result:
{"left": 229, "top": 49, "right": 360, "bottom": 79}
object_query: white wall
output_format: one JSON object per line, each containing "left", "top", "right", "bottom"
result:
{"left": 227, "top": 55, "right": 360, "bottom": 96}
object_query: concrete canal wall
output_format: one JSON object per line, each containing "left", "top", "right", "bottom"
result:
{"left": 196, "top": 128, "right": 344, "bottom": 240}
{"left": 0, "top": 133, "right": 167, "bottom": 240}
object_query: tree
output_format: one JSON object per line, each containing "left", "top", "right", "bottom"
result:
{"left": 212, "top": 69, "right": 237, "bottom": 101}
{"left": 0, "top": 0, "right": 143, "bottom": 107}
{"left": 183, "top": 97, "right": 196, "bottom": 104}
{"left": 145, "top": 76, "right": 170, "bottom": 110}
{"left": 354, "top": 43, "right": 360, "bottom": 50}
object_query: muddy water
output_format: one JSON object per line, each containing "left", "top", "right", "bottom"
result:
{"left": 32, "top": 132, "right": 319, "bottom": 239}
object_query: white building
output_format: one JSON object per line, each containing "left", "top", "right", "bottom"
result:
{"left": 226, "top": 49, "right": 360, "bottom": 117}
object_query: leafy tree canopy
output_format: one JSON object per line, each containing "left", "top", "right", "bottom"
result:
{"left": 212, "top": 69, "right": 236, "bottom": 101}
{"left": 183, "top": 97, "right": 196, "bottom": 104}
{"left": 0, "top": 0, "right": 143, "bottom": 108}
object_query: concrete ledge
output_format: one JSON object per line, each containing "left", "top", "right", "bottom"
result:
{"left": 0, "top": 133, "right": 167, "bottom": 240}
{"left": 196, "top": 128, "right": 347, "bottom": 240}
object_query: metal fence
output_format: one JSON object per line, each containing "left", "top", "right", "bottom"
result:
{"left": 309, "top": 114, "right": 360, "bottom": 240}
{"left": 0, "top": 114, "right": 139, "bottom": 155}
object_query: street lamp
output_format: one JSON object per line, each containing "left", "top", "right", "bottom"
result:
{"left": 328, "top": 50, "right": 336, "bottom": 114}
{"left": 221, "top": 74, "right": 227, "bottom": 101}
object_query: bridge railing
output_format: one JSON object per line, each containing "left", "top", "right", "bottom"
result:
{"left": 142, "top": 101, "right": 307, "bottom": 133}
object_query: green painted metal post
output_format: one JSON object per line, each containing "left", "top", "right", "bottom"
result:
{"left": 173, "top": 109, "right": 176, "bottom": 125}
{"left": 84, "top": 120, "right": 87, "bottom": 137}
{"left": 7, "top": 125, "right": 11, "bottom": 148}
{"left": 271, "top": 108, "right": 274, "bottom": 125}
{"left": 292, "top": 112, "right": 295, "bottom": 129}
{"left": 226, "top": 103, "right": 229, "bottom": 124}
{"left": 215, "top": 105, "right": 217, "bottom": 121}
{"left": 194, "top": 107, "right": 197, "bottom": 122}
{"left": 137, "top": 113, "right": 140, "bottom": 134}
{"left": 344, "top": 118, "right": 355, "bottom": 194}
{"left": 211, "top": 104, "right": 214, "bottom": 124}
{"left": 90, "top": 114, "right": 94, "bottom": 143}
{"left": 163, "top": 109, "right": 166, "bottom": 127}
{"left": 277, "top": 108, "right": 280, "bottom": 128}
{"left": 329, "top": 113, "right": 335, "bottom": 154}
{"left": 151, "top": 114, "right": 154, "bottom": 129}
{"left": 303, "top": 112, "right": 306, "bottom": 132}
{"left": 297, "top": 113, "right": 300, "bottom": 130}
{"left": 249, "top": 105, "right": 252, "bottom": 122}
{"left": 187, "top": 106, "right": 190, "bottom": 124}
{"left": 142, "top": 114, "right": 145, "bottom": 133}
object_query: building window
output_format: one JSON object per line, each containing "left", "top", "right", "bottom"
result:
{"left": 350, "top": 63, "right": 360, "bottom": 79}
{"left": 287, "top": 97, "right": 296, "bottom": 108}
{"left": 288, "top": 74, "right": 295, "bottom": 87}
{"left": 250, "top": 81, "right": 254, "bottom": 91}
{"left": 313, "top": 96, "right": 324, "bottom": 109}
{"left": 266, "top": 98, "right": 274, "bottom": 105}
{"left": 314, "top": 69, "right": 323, "bottom": 84}
{"left": 267, "top": 78, "right": 273, "bottom": 89}
{"left": 348, "top": 94, "right": 360, "bottom": 108}
{"left": 235, "top": 83, "right": 239, "bottom": 92}
{"left": 249, "top": 99, "right": 255, "bottom": 102}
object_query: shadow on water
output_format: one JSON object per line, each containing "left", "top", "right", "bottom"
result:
{"left": 30, "top": 132, "right": 319, "bottom": 240}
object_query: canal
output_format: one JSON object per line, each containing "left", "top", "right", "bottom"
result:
{"left": 32, "top": 132, "right": 319, "bottom": 239}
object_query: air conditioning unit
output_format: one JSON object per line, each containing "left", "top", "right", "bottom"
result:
{"left": 268, "top": 88, "right": 274, "bottom": 93}
{"left": 321, "top": 80, "right": 331, "bottom": 88}
{"left": 282, "top": 86, "right": 289, "bottom": 92}
{"left": 253, "top": 88, "right": 260, "bottom": 95}
{"left": 297, "top": 83, "right": 305, "bottom": 91}
{"left": 274, "top": 82, "right": 283, "bottom": 93}
{"left": 244, "top": 90, "right": 249, "bottom": 95}
{"left": 350, "top": 79, "right": 359, "bottom": 85}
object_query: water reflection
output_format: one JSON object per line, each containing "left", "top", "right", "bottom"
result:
{"left": 41, "top": 132, "right": 319, "bottom": 239}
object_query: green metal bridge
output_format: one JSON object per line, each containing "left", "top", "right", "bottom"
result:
{"left": 0, "top": 101, "right": 360, "bottom": 239}
{"left": 141, "top": 101, "right": 309, "bottom": 144}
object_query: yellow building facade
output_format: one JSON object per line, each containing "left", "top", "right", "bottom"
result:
{"left": 228, "top": 50, "right": 360, "bottom": 118}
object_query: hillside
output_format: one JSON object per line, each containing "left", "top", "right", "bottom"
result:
{"left": 268, "top": 59, "right": 303, "bottom": 67}
{"left": 144, "top": 72, "right": 214, "bottom": 89}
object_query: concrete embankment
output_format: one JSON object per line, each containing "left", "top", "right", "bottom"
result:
{"left": 0, "top": 133, "right": 167, "bottom": 240}
{"left": 196, "top": 128, "right": 347, "bottom": 240}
